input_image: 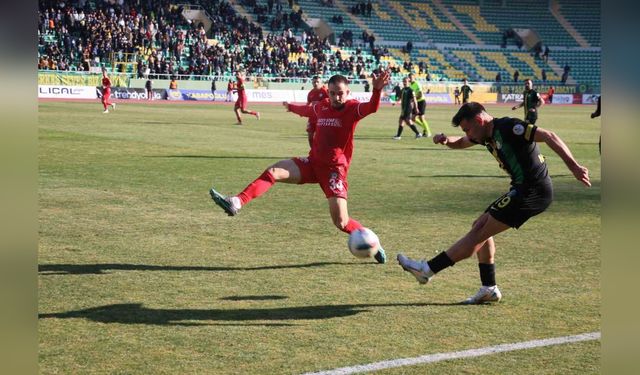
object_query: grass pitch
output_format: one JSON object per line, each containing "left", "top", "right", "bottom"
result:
{"left": 38, "top": 100, "right": 600, "bottom": 374}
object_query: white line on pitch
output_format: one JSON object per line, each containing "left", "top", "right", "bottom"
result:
{"left": 302, "top": 331, "right": 600, "bottom": 375}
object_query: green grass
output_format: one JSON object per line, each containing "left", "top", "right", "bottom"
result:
{"left": 38, "top": 101, "right": 601, "bottom": 374}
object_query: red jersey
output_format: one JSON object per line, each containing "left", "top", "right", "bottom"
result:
{"left": 236, "top": 76, "right": 245, "bottom": 98}
{"left": 307, "top": 87, "right": 329, "bottom": 104}
{"left": 102, "top": 77, "right": 111, "bottom": 89}
{"left": 288, "top": 89, "right": 382, "bottom": 167}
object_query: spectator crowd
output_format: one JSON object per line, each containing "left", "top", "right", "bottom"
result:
{"left": 38, "top": 0, "right": 390, "bottom": 81}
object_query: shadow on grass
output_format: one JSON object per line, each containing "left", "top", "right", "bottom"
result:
{"left": 220, "top": 295, "right": 288, "bottom": 301}
{"left": 410, "top": 174, "right": 508, "bottom": 179}
{"left": 39, "top": 302, "right": 468, "bottom": 326}
{"left": 409, "top": 173, "right": 573, "bottom": 179}
{"left": 147, "top": 155, "right": 287, "bottom": 160}
{"left": 38, "top": 261, "right": 373, "bottom": 275}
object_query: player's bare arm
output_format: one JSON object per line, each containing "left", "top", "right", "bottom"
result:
{"left": 534, "top": 127, "right": 591, "bottom": 187}
{"left": 433, "top": 133, "right": 475, "bottom": 149}
{"left": 537, "top": 94, "right": 545, "bottom": 108}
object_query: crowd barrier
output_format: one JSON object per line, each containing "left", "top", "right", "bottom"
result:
{"left": 38, "top": 85, "right": 597, "bottom": 105}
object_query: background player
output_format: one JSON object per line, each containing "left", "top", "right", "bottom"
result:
{"left": 398, "top": 102, "right": 590, "bottom": 304}
{"left": 145, "top": 78, "right": 153, "bottom": 101}
{"left": 209, "top": 71, "right": 392, "bottom": 263}
{"left": 408, "top": 73, "right": 432, "bottom": 137}
{"left": 305, "top": 76, "right": 329, "bottom": 147}
{"left": 461, "top": 79, "right": 473, "bottom": 104}
{"left": 393, "top": 77, "right": 422, "bottom": 140}
{"left": 101, "top": 68, "right": 116, "bottom": 113}
{"left": 226, "top": 79, "right": 235, "bottom": 102}
{"left": 234, "top": 71, "right": 260, "bottom": 124}
{"left": 590, "top": 95, "right": 601, "bottom": 154}
{"left": 512, "top": 79, "right": 544, "bottom": 124}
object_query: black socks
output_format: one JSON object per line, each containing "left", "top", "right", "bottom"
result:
{"left": 427, "top": 251, "right": 454, "bottom": 274}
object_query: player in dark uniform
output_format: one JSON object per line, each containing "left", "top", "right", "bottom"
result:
{"left": 398, "top": 102, "right": 590, "bottom": 304}
{"left": 393, "top": 77, "right": 422, "bottom": 140}
{"left": 145, "top": 78, "right": 153, "bottom": 101}
{"left": 590, "top": 95, "right": 601, "bottom": 154}
{"left": 512, "top": 79, "right": 544, "bottom": 124}
{"left": 460, "top": 79, "right": 473, "bottom": 104}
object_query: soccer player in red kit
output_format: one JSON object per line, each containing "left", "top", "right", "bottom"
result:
{"left": 306, "top": 76, "right": 329, "bottom": 147}
{"left": 226, "top": 80, "right": 234, "bottom": 102}
{"left": 233, "top": 71, "right": 260, "bottom": 124}
{"left": 101, "top": 69, "right": 116, "bottom": 113}
{"left": 210, "top": 71, "right": 392, "bottom": 263}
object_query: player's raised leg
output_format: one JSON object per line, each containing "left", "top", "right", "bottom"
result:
{"left": 398, "top": 212, "right": 509, "bottom": 284}
{"left": 329, "top": 197, "right": 386, "bottom": 263}
{"left": 210, "top": 158, "right": 301, "bottom": 216}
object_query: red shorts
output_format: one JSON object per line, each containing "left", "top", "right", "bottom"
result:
{"left": 293, "top": 157, "right": 349, "bottom": 199}
{"left": 102, "top": 89, "right": 111, "bottom": 101}
{"left": 234, "top": 95, "right": 247, "bottom": 110}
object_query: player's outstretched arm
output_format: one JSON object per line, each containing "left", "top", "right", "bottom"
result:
{"left": 512, "top": 101, "right": 523, "bottom": 110}
{"left": 359, "top": 70, "right": 391, "bottom": 117}
{"left": 433, "top": 133, "right": 475, "bottom": 149}
{"left": 285, "top": 101, "right": 315, "bottom": 118}
{"left": 534, "top": 128, "right": 591, "bottom": 187}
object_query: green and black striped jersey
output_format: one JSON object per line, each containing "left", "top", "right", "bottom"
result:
{"left": 484, "top": 117, "right": 549, "bottom": 186}
{"left": 400, "top": 87, "right": 415, "bottom": 112}
{"left": 523, "top": 89, "right": 541, "bottom": 114}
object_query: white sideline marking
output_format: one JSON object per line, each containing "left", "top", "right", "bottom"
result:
{"left": 302, "top": 332, "right": 600, "bottom": 375}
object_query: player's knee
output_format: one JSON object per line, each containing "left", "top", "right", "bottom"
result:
{"left": 265, "top": 165, "right": 281, "bottom": 179}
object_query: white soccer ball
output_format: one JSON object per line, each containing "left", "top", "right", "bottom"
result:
{"left": 348, "top": 228, "right": 380, "bottom": 258}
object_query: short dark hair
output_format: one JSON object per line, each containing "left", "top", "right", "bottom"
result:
{"left": 451, "top": 102, "right": 485, "bottom": 127}
{"left": 328, "top": 74, "right": 349, "bottom": 86}
{"left": 312, "top": 75, "right": 320, "bottom": 81}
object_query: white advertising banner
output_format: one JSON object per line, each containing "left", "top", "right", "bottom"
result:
{"left": 245, "top": 89, "right": 295, "bottom": 103}
{"left": 552, "top": 94, "right": 573, "bottom": 104}
{"left": 38, "top": 85, "right": 98, "bottom": 99}
{"left": 582, "top": 94, "right": 600, "bottom": 104}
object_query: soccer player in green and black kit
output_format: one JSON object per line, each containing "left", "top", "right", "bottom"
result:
{"left": 461, "top": 78, "right": 473, "bottom": 104}
{"left": 409, "top": 73, "right": 432, "bottom": 137}
{"left": 512, "top": 79, "right": 544, "bottom": 124}
{"left": 393, "top": 77, "right": 423, "bottom": 140}
{"left": 399, "top": 102, "right": 590, "bottom": 304}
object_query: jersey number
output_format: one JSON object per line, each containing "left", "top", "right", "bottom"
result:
{"left": 497, "top": 196, "right": 511, "bottom": 208}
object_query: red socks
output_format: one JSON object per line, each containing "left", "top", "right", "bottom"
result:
{"left": 237, "top": 170, "right": 276, "bottom": 205}
{"left": 341, "top": 218, "right": 364, "bottom": 234}
{"left": 236, "top": 170, "right": 364, "bottom": 236}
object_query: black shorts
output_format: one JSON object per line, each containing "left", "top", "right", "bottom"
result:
{"left": 415, "top": 100, "right": 426, "bottom": 116}
{"left": 400, "top": 107, "right": 412, "bottom": 121}
{"left": 526, "top": 110, "right": 538, "bottom": 124}
{"left": 485, "top": 181, "right": 553, "bottom": 228}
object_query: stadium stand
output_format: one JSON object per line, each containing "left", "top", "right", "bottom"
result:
{"left": 38, "top": 0, "right": 600, "bottom": 92}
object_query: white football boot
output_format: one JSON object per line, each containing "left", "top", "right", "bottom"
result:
{"left": 397, "top": 253, "right": 433, "bottom": 284}
{"left": 462, "top": 285, "right": 502, "bottom": 305}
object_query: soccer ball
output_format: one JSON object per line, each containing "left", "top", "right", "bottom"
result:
{"left": 348, "top": 228, "right": 380, "bottom": 258}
